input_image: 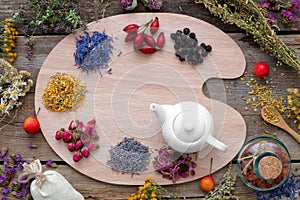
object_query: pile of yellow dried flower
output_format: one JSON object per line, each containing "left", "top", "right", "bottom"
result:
{"left": 128, "top": 178, "right": 181, "bottom": 200}
{"left": 42, "top": 72, "right": 87, "bottom": 112}
{"left": 0, "top": 18, "right": 18, "bottom": 64}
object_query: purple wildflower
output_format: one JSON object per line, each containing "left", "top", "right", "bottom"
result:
{"left": 5, "top": 167, "right": 16, "bottom": 174}
{"left": 267, "top": 13, "right": 277, "bottom": 25}
{"left": 282, "top": 9, "right": 297, "bottom": 21}
{"left": 120, "top": 0, "right": 137, "bottom": 10}
{"left": 259, "top": 2, "right": 270, "bottom": 9}
{"left": 23, "top": 189, "right": 30, "bottom": 195}
{"left": 45, "top": 159, "right": 53, "bottom": 167}
{"left": 15, "top": 153, "right": 22, "bottom": 162}
{"left": 147, "top": 0, "right": 162, "bottom": 10}
{"left": 1, "top": 187, "right": 9, "bottom": 195}
{"left": 16, "top": 192, "right": 23, "bottom": 198}
{"left": 291, "top": 0, "right": 300, "bottom": 13}
{"left": 1, "top": 198, "right": 7, "bottom": 200}
{"left": 53, "top": 26, "right": 59, "bottom": 33}
{"left": 0, "top": 175, "right": 6, "bottom": 184}
{"left": 28, "top": 142, "right": 33, "bottom": 149}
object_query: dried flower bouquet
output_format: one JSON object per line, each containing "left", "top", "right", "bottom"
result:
{"left": 195, "top": 0, "right": 300, "bottom": 72}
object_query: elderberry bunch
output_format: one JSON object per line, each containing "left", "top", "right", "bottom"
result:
{"left": 170, "top": 28, "right": 212, "bottom": 66}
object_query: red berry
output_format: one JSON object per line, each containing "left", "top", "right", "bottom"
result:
{"left": 156, "top": 32, "right": 165, "bottom": 49}
{"left": 134, "top": 32, "right": 145, "bottom": 48}
{"left": 199, "top": 176, "right": 215, "bottom": 192}
{"left": 144, "top": 34, "right": 156, "bottom": 47}
{"left": 123, "top": 24, "right": 139, "bottom": 33}
{"left": 139, "top": 45, "right": 156, "bottom": 54}
{"left": 254, "top": 62, "right": 269, "bottom": 78}
{"left": 150, "top": 17, "right": 159, "bottom": 34}
{"left": 23, "top": 117, "right": 40, "bottom": 135}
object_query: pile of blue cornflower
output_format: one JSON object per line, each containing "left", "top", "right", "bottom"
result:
{"left": 73, "top": 31, "right": 113, "bottom": 75}
{"left": 254, "top": 168, "right": 300, "bottom": 200}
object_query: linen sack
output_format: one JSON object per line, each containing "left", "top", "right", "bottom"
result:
{"left": 19, "top": 159, "right": 84, "bottom": 200}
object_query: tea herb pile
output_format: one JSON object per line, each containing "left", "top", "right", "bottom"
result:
{"left": 128, "top": 177, "right": 182, "bottom": 200}
{"left": 42, "top": 72, "right": 87, "bottom": 112}
{"left": 195, "top": 0, "right": 300, "bottom": 72}
{"left": 153, "top": 148, "right": 196, "bottom": 183}
{"left": 0, "top": 59, "right": 33, "bottom": 117}
{"left": 0, "top": 18, "right": 18, "bottom": 64}
{"left": 107, "top": 137, "right": 150, "bottom": 175}
{"left": 74, "top": 31, "right": 113, "bottom": 75}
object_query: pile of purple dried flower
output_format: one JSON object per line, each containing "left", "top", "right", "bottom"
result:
{"left": 259, "top": 0, "right": 300, "bottom": 29}
{"left": 120, "top": 0, "right": 162, "bottom": 11}
{"left": 153, "top": 148, "right": 197, "bottom": 183}
{"left": 73, "top": 31, "right": 113, "bottom": 76}
{"left": 0, "top": 147, "right": 57, "bottom": 200}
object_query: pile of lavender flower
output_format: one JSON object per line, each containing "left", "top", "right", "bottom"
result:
{"left": 153, "top": 148, "right": 196, "bottom": 183}
{"left": 74, "top": 31, "right": 113, "bottom": 75}
{"left": 107, "top": 137, "right": 151, "bottom": 175}
{"left": 0, "top": 147, "right": 31, "bottom": 199}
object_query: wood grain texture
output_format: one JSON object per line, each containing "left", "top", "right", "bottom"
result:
{"left": 0, "top": 0, "right": 300, "bottom": 198}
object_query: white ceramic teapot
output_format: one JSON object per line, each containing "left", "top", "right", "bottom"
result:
{"left": 150, "top": 101, "right": 228, "bottom": 153}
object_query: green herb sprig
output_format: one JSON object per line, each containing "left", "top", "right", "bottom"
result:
{"left": 205, "top": 162, "right": 239, "bottom": 200}
{"left": 195, "top": 0, "right": 300, "bottom": 72}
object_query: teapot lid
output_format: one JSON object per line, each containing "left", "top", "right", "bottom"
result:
{"left": 173, "top": 110, "right": 206, "bottom": 143}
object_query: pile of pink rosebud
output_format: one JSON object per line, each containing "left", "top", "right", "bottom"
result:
{"left": 55, "top": 119, "right": 99, "bottom": 162}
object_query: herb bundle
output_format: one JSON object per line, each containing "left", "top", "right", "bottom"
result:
{"left": 195, "top": 0, "right": 300, "bottom": 72}
{"left": 27, "top": 0, "right": 82, "bottom": 34}
{"left": 0, "top": 59, "right": 33, "bottom": 118}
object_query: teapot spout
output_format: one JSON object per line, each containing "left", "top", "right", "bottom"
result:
{"left": 150, "top": 103, "right": 166, "bottom": 125}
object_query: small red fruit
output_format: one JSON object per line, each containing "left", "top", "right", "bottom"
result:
{"left": 199, "top": 176, "right": 215, "bottom": 192}
{"left": 156, "top": 32, "right": 165, "bottom": 49}
{"left": 23, "top": 117, "right": 40, "bottom": 135}
{"left": 125, "top": 32, "right": 137, "bottom": 42}
{"left": 134, "top": 32, "right": 145, "bottom": 48}
{"left": 139, "top": 45, "right": 156, "bottom": 54}
{"left": 144, "top": 33, "right": 156, "bottom": 47}
{"left": 200, "top": 158, "right": 215, "bottom": 192}
{"left": 254, "top": 61, "right": 269, "bottom": 78}
{"left": 123, "top": 24, "right": 139, "bottom": 33}
{"left": 150, "top": 17, "right": 159, "bottom": 34}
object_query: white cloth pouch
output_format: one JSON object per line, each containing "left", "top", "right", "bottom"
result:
{"left": 19, "top": 159, "right": 84, "bottom": 200}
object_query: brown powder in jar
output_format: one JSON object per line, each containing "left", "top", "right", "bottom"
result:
{"left": 258, "top": 156, "right": 282, "bottom": 179}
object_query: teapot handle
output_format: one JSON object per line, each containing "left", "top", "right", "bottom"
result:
{"left": 206, "top": 135, "right": 228, "bottom": 152}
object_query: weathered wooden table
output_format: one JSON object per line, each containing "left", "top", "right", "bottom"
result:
{"left": 1, "top": 1, "right": 300, "bottom": 199}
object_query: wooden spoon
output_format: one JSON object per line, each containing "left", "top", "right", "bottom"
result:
{"left": 261, "top": 105, "right": 300, "bottom": 143}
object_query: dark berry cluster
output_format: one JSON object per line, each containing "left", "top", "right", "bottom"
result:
{"left": 170, "top": 28, "right": 212, "bottom": 66}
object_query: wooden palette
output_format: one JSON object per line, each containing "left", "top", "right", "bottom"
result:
{"left": 35, "top": 13, "right": 247, "bottom": 185}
